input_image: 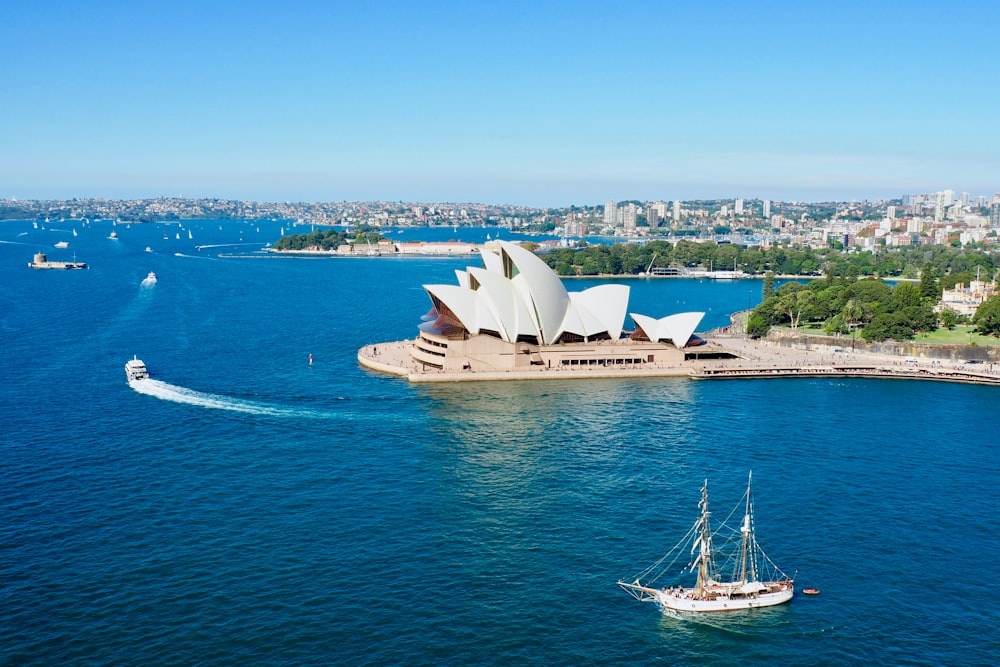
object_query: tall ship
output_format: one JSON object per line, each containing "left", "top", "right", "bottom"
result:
{"left": 618, "top": 472, "right": 794, "bottom": 612}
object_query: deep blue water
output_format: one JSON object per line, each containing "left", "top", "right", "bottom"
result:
{"left": 2, "top": 219, "right": 999, "bottom": 665}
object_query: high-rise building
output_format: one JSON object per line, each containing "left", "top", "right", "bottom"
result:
{"left": 991, "top": 203, "right": 1000, "bottom": 227}
{"left": 887, "top": 206, "right": 897, "bottom": 220}
{"left": 763, "top": 200, "right": 771, "bottom": 218}
{"left": 935, "top": 193, "right": 945, "bottom": 223}
{"left": 604, "top": 200, "right": 617, "bottom": 227}
{"left": 672, "top": 200, "right": 682, "bottom": 223}
{"left": 735, "top": 199, "right": 744, "bottom": 215}
{"left": 647, "top": 207, "right": 660, "bottom": 228}
{"left": 943, "top": 189, "right": 955, "bottom": 206}
{"left": 622, "top": 203, "right": 637, "bottom": 231}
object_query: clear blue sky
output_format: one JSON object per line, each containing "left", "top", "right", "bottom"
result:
{"left": 2, "top": 0, "right": 998, "bottom": 206}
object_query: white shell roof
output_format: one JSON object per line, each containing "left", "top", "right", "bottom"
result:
{"left": 629, "top": 312, "right": 705, "bottom": 349}
{"left": 422, "top": 241, "right": 701, "bottom": 346}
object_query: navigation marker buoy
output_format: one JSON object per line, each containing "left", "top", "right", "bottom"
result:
{"left": 309, "top": 353, "right": 313, "bottom": 365}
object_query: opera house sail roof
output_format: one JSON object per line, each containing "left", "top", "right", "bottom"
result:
{"left": 420, "top": 241, "right": 703, "bottom": 349}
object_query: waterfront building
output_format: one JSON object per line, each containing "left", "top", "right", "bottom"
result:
{"left": 409, "top": 241, "right": 704, "bottom": 373}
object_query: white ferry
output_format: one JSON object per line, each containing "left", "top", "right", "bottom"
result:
{"left": 125, "top": 356, "right": 149, "bottom": 381}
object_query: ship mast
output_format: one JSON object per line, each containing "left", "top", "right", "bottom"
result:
{"left": 695, "top": 479, "right": 713, "bottom": 597}
{"left": 737, "top": 471, "right": 759, "bottom": 585}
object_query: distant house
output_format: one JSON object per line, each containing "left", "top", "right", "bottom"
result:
{"left": 935, "top": 280, "right": 996, "bottom": 316}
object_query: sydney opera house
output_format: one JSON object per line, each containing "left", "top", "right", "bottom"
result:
{"left": 363, "top": 240, "right": 719, "bottom": 379}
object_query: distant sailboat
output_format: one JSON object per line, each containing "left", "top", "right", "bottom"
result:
{"left": 618, "top": 472, "right": 794, "bottom": 613}
{"left": 73, "top": 228, "right": 78, "bottom": 237}
{"left": 188, "top": 229, "right": 193, "bottom": 239}
{"left": 175, "top": 232, "right": 180, "bottom": 239}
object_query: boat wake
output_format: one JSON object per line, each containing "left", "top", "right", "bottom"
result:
{"left": 129, "top": 378, "right": 332, "bottom": 418}
{"left": 173, "top": 252, "right": 210, "bottom": 259}
{"left": 195, "top": 243, "right": 264, "bottom": 250}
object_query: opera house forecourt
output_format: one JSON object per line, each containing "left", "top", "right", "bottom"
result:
{"left": 358, "top": 241, "right": 735, "bottom": 382}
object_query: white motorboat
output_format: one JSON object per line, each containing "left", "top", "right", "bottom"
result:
{"left": 125, "top": 356, "right": 149, "bottom": 381}
{"left": 143, "top": 271, "right": 157, "bottom": 283}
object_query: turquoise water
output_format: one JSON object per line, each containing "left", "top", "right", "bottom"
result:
{"left": 2, "top": 220, "right": 998, "bottom": 665}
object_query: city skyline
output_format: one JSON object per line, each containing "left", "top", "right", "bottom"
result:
{"left": 3, "top": 1, "right": 998, "bottom": 207}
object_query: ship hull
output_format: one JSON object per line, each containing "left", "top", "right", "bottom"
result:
{"left": 656, "top": 587, "right": 793, "bottom": 612}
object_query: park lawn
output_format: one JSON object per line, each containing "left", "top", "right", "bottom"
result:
{"left": 914, "top": 325, "right": 1000, "bottom": 346}
{"left": 784, "top": 324, "right": 1000, "bottom": 347}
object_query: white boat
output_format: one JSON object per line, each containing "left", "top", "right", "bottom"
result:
{"left": 125, "top": 356, "right": 149, "bottom": 381}
{"left": 188, "top": 229, "right": 193, "bottom": 239}
{"left": 109, "top": 231, "right": 118, "bottom": 240}
{"left": 618, "top": 472, "right": 794, "bottom": 613}
{"left": 143, "top": 271, "right": 157, "bottom": 283}
{"left": 54, "top": 241, "right": 69, "bottom": 248}
{"left": 145, "top": 246, "right": 152, "bottom": 253}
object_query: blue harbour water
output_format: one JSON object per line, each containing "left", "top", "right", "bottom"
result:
{"left": 2, "top": 220, "right": 999, "bottom": 665}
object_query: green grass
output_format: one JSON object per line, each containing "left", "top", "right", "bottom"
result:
{"left": 784, "top": 323, "right": 999, "bottom": 346}
{"left": 914, "top": 325, "right": 1000, "bottom": 346}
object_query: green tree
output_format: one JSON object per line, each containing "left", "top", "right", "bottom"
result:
{"left": 973, "top": 294, "right": 1000, "bottom": 336}
{"left": 939, "top": 308, "right": 958, "bottom": 330}
{"left": 892, "top": 282, "right": 922, "bottom": 310}
{"left": 747, "top": 313, "right": 770, "bottom": 338}
{"left": 762, "top": 271, "right": 776, "bottom": 300}
{"left": 919, "top": 264, "right": 940, "bottom": 299}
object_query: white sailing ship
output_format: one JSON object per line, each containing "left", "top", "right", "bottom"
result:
{"left": 618, "top": 472, "right": 794, "bottom": 613}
